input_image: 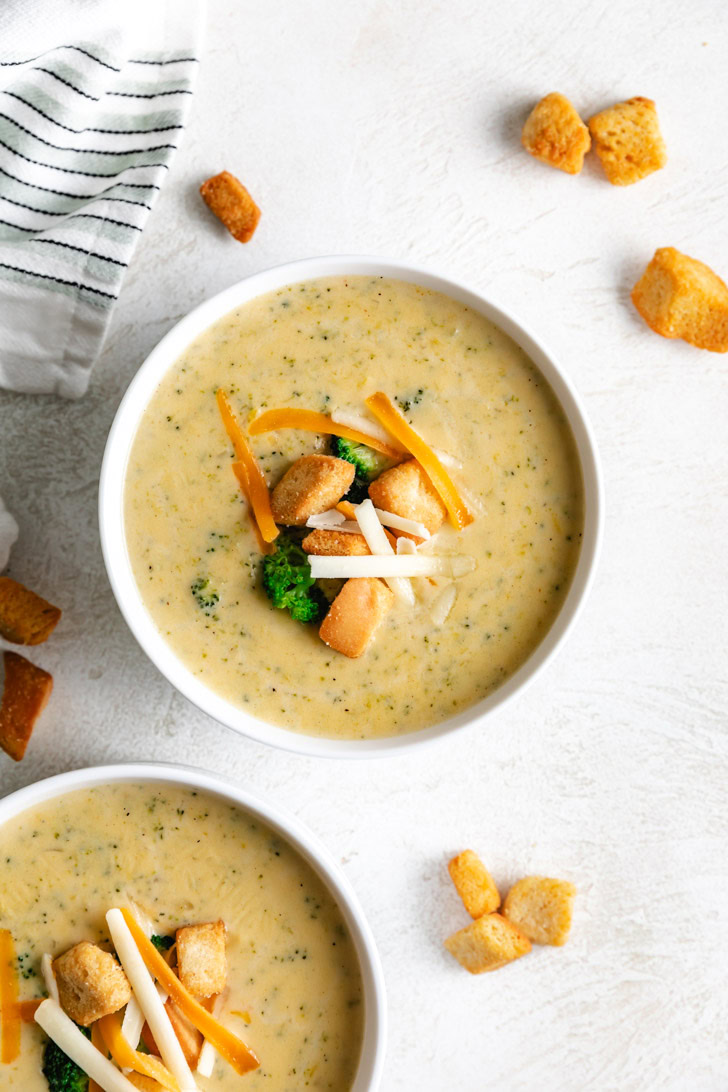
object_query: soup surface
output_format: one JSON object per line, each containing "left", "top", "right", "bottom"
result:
{"left": 0, "top": 782, "right": 363, "bottom": 1089}
{"left": 125, "top": 276, "right": 584, "bottom": 739}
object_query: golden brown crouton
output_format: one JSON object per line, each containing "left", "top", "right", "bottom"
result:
{"left": 502, "top": 875, "right": 576, "bottom": 946}
{"left": 53, "top": 941, "right": 131, "bottom": 1025}
{"left": 631, "top": 246, "right": 728, "bottom": 352}
{"left": 0, "top": 576, "right": 61, "bottom": 645}
{"left": 444, "top": 913, "right": 531, "bottom": 974}
{"left": 302, "top": 528, "right": 371, "bottom": 555}
{"left": 448, "top": 850, "right": 501, "bottom": 918}
{"left": 165, "top": 999, "right": 203, "bottom": 1067}
{"left": 521, "top": 93, "right": 591, "bottom": 175}
{"left": 319, "top": 578, "right": 394, "bottom": 658}
{"left": 368, "top": 459, "right": 446, "bottom": 538}
{"left": 271, "top": 455, "right": 355, "bottom": 526}
{"left": 0, "top": 651, "right": 52, "bottom": 761}
{"left": 588, "top": 97, "right": 666, "bottom": 185}
{"left": 199, "top": 170, "right": 261, "bottom": 242}
{"left": 176, "top": 921, "right": 227, "bottom": 998}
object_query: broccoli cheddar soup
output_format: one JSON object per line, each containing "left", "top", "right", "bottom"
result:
{"left": 124, "top": 277, "right": 584, "bottom": 739}
{"left": 0, "top": 782, "right": 364, "bottom": 1090}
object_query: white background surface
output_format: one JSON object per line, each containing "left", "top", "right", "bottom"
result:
{"left": 1, "top": 1, "right": 727, "bottom": 1088}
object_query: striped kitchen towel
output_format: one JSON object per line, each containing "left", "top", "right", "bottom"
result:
{"left": 0, "top": 0, "right": 204, "bottom": 398}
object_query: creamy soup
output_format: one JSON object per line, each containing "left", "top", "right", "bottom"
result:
{"left": 0, "top": 783, "right": 363, "bottom": 1089}
{"left": 124, "top": 276, "right": 584, "bottom": 739}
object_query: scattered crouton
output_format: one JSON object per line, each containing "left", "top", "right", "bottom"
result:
{"left": 631, "top": 246, "right": 728, "bottom": 352}
{"left": 0, "top": 576, "right": 61, "bottom": 645}
{"left": 448, "top": 850, "right": 501, "bottom": 918}
{"left": 53, "top": 941, "right": 131, "bottom": 1025}
{"left": 302, "top": 528, "right": 371, "bottom": 555}
{"left": 176, "top": 920, "right": 227, "bottom": 998}
{"left": 319, "top": 577, "right": 394, "bottom": 658}
{"left": 521, "top": 93, "right": 591, "bottom": 174}
{"left": 444, "top": 913, "right": 531, "bottom": 974}
{"left": 368, "top": 459, "right": 446, "bottom": 538}
{"left": 199, "top": 170, "right": 261, "bottom": 242}
{"left": 503, "top": 875, "right": 576, "bottom": 946}
{"left": 271, "top": 456, "right": 355, "bottom": 526}
{"left": 588, "top": 97, "right": 666, "bottom": 185}
{"left": 0, "top": 651, "right": 52, "bottom": 761}
{"left": 165, "top": 999, "right": 203, "bottom": 1067}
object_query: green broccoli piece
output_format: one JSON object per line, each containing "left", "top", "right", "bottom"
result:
{"left": 150, "top": 934, "right": 174, "bottom": 953}
{"left": 190, "top": 576, "right": 219, "bottom": 615}
{"left": 262, "top": 533, "right": 327, "bottom": 623}
{"left": 42, "top": 1029, "right": 89, "bottom": 1092}
{"left": 331, "top": 436, "right": 391, "bottom": 482}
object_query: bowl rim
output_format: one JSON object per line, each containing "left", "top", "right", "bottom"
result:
{"left": 99, "top": 253, "right": 604, "bottom": 759}
{"left": 0, "top": 761, "right": 387, "bottom": 1091}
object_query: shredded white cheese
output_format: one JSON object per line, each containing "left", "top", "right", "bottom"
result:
{"left": 430, "top": 583, "right": 457, "bottom": 625}
{"left": 34, "top": 999, "right": 138, "bottom": 1092}
{"left": 305, "top": 510, "right": 346, "bottom": 528}
{"left": 431, "top": 446, "right": 462, "bottom": 470}
{"left": 106, "top": 909, "right": 199, "bottom": 1092}
{"left": 373, "top": 507, "right": 430, "bottom": 539}
{"left": 195, "top": 993, "right": 226, "bottom": 1078}
{"left": 395, "top": 536, "right": 417, "bottom": 555}
{"left": 355, "top": 499, "right": 415, "bottom": 604}
{"left": 40, "top": 953, "right": 59, "bottom": 1004}
{"left": 309, "top": 553, "right": 476, "bottom": 579}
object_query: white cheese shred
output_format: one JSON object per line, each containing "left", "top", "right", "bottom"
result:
{"left": 34, "top": 999, "right": 138, "bottom": 1092}
{"left": 305, "top": 510, "right": 346, "bottom": 528}
{"left": 309, "top": 553, "right": 476, "bottom": 580}
{"left": 40, "top": 953, "right": 59, "bottom": 1004}
{"left": 195, "top": 993, "right": 225, "bottom": 1078}
{"left": 395, "top": 536, "right": 417, "bottom": 555}
{"left": 106, "top": 909, "right": 199, "bottom": 1092}
{"left": 430, "top": 582, "right": 457, "bottom": 625}
{"left": 355, "top": 499, "right": 415, "bottom": 604}
{"left": 373, "top": 507, "right": 430, "bottom": 539}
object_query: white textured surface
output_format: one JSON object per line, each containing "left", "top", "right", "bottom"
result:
{"left": 1, "top": 2, "right": 727, "bottom": 1088}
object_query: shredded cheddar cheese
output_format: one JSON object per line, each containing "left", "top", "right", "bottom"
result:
{"left": 0, "top": 930, "right": 20, "bottom": 1064}
{"left": 98, "top": 1012, "right": 180, "bottom": 1092}
{"left": 216, "top": 389, "right": 279, "bottom": 543}
{"left": 248, "top": 407, "right": 403, "bottom": 458}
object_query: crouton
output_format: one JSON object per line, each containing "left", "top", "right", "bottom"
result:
{"left": 444, "top": 913, "right": 531, "bottom": 974}
{"left": 0, "top": 651, "right": 52, "bottom": 761}
{"left": 199, "top": 170, "right": 261, "bottom": 243}
{"left": 502, "top": 875, "right": 576, "bottom": 946}
{"left": 368, "top": 459, "right": 446, "bottom": 538}
{"left": 176, "top": 921, "right": 227, "bottom": 998}
{"left": 302, "top": 528, "right": 371, "bottom": 555}
{"left": 631, "top": 246, "right": 728, "bottom": 352}
{"left": 319, "top": 577, "right": 394, "bottom": 658}
{"left": 521, "top": 93, "right": 591, "bottom": 175}
{"left": 0, "top": 576, "right": 61, "bottom": 645}
{"left": 271, "top": 455, "right": 355, "bottom": 526}
{"left": 588, "top": 97, "right": 666, "bottom": 186}
{"left": 448, "top": 850, "right": 501, "bottom": 918}
{"left": 165, "top": 999, "right": 203, "bottom": 1067}
{"left": 52, "top": 941, "right": 131, "bottom": 1025}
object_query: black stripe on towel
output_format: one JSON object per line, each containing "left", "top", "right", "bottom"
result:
{"left": 0, "top": 137, "right": 168, "bottom": 177}
{"left": 0, "top": 46, "right": 121, "bottom": 72}
{"left": 3, "top": 93, "right": 183, "bottom": 137}
{"left": 128, "top": 57, "right": 199, "bottom": 65}
{"left": 0, "top": 260, "right": 116, "bottom": 298}
{"left": 0, "top": 189, "right": 151, "bottom": 216}
{"left": 0, "top": 163, "right": 156, "bottom": 202}
{"left": 0, "top": 111, "right": 176, "bottom": 156}
{"left": 31, "top": 238, "right": 128, "bottom": 268}
{"left": 107, "top": 89, "right": 193, "bottom": 99}
{"left": 36, "top": 68, "right": 100, "bottom": 101}
{"left": 73, "top": 213, "right": 142, "bottom": 231}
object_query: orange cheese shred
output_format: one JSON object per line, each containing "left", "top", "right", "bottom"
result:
{"left": 98, "top": 1011, "right": 179, "bottom": 1091}
{"left": 18, "top": 999, "right": 41, "bottom": 1023}
{"left": 0, "top": 930, "right": 20, "bottom": 1064}
{"left": 121, "top": 910, "right": 260, "bottom": 1076}
{"left": 232, "top": 463, "right": 275, "bottom": 554}
{"left": 216, "top": 389, "right": 279, "bottom": 544}
{"left": 89, "top": 1021, "right": 106, "bottom": 1092}
{"left": 365, "top": 392, "right": 474, "bottom": 531}
{"left": 248, "top": 408, "right": 403, "bottom": 459}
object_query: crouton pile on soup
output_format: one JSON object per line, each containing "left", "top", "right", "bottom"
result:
{"left": 124, "top": 276, "right": 584, "bottom": 740}
{"left": 0, "top": 782, "right": 364, "bottom": 1090}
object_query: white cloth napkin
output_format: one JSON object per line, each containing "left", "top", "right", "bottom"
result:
{"left": 0, "top": 0, "right": 203, "bottom": 398}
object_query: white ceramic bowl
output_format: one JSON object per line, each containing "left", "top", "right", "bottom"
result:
{"left": 100, "top": 255, "right": 603, "bottom": 759}
{"left": 0, "top": 762, "right": 386, "bottom": 1090}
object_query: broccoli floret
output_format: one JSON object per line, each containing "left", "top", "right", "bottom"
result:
{"left": 331, "top": 436, "right": 391, "bottom": 482}
{"left": 262, "top": 533, "right": 327, "bottom": 623}
{"left": 190, "top": 576, "right": 219, "bottom": 615}
{"left": 42, "top": 1029, "right": 89, "bottom": 1092}
{"left": 150, "top": 934, "right": 174, "bottom": 953}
